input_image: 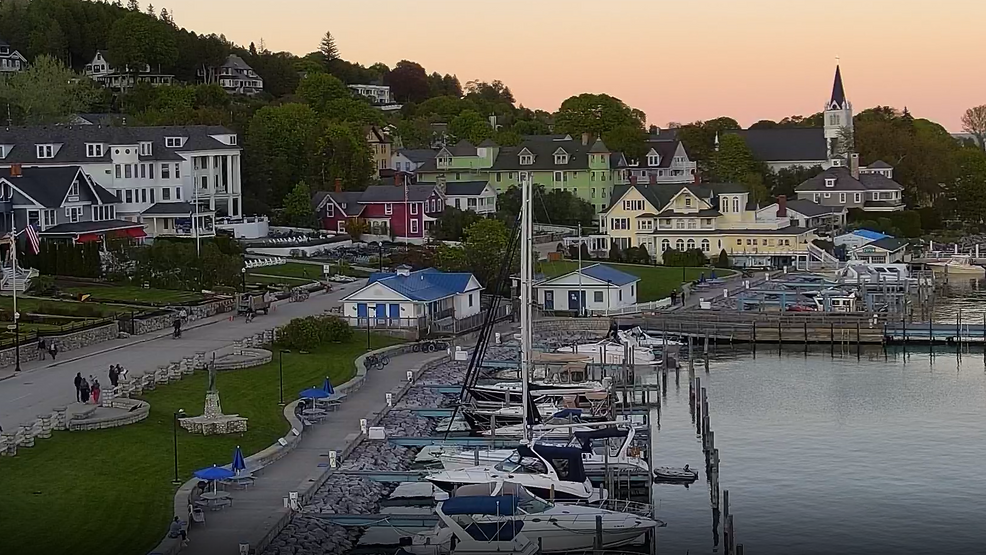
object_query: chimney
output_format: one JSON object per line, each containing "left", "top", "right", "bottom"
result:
{"left": 630, "top": 176, "right": 637, "bottom": 186}
{"left": 850, "top": 153, "right": 860, "bottom": 180}
{"left": 394, "top": 173, "right": 402, "bottom": 187}
{"left": 10, "top": 164, "right": 21, "bottom": 177}
{"left": 776, "top": 195, "right": 787, "bottom": 218}
{"left": 693, "top": 169, "right": 701, "bottom": 184}
{"left": 581, "top": 132, "right": 589, "bottom": 146}
{"left": 649, "top": 173, "right": 656, "bottom": 185}
{"left": 334, "top": 178, "right": 342, "bottom": 194}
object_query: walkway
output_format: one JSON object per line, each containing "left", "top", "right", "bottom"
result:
{"left": 180, "top": 350, "right": 442, "bottom": 555}
{"left": 0, "top": 279, "right": 367, "bottom": 430}
{"left": 671, "top": 270, "right": 776, "bottom": 310}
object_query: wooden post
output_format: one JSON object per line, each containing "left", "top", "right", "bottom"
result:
{"left": 957, "top": 308, "right": 962, "bottom": 347}
{"left": 804, "top": 321, "right": 808, "bottom": 349}
{"left": 704, "top": 332, "right": 710, "bottom": 372}
{"left": 778, "top": 319, "right": 782, "bottom": 348}
{"left": 594, "top": 514, "right": 603, "bottom": 554}
{"left": 688, "top": 334, "right": 694, "bottom": 373}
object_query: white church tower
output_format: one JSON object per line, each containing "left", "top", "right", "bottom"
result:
{"left": 823, "top": 64, "right": 853, "bottom": 160}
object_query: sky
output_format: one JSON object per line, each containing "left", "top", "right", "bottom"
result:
{"left": 158, "top": 0, "right": 985, "bottom": 131}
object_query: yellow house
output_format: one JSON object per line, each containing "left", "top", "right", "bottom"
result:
{"left": 365, "top": 126, "right": 392, "bottom": 178}
{"left": 592, "top": 181, "right": 820, "bottom": 269}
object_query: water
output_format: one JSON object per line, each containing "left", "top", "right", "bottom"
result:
{"left": 933, "top": 278, "right": 986, "bottom": 324}
{"left": 650, "top": 345, "right": 986, "bottom": 555}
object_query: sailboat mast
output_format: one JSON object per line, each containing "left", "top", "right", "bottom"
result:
{"left": 519, "top": 174, "right": 532, "bottom": 443}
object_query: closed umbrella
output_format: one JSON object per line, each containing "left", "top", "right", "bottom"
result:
{"left": 232, "top": 446, "right": 247, "bottom": 475}
{"left": 321, "top": 377, "right": 335, "bottom": 395}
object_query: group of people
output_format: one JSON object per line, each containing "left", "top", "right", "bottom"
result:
{"left": 72, "top": 364, "right": 128, "bottom": 405}
{"left": 36, "top": 338, "right": 58, "bottom": 360}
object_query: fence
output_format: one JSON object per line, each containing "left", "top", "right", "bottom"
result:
{"left": 588, "top": 298, "right": 672, "bottom": 316}
{"left": 433, "top": 304, "right": 513, "bottom": 334}
{"left": 0, "top": 315, "right": 122, "bottom": 350}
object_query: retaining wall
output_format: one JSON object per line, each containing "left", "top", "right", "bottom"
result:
{"left": 0, "top": 322, "right": 120, "bottom": 369}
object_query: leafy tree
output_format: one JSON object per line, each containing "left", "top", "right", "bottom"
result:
{"left": 662, "top": 249, "right": 708, "bottom": 267}
{"left": 0, "top": 55, "right": 101, "bottom": 124}
{"left": 244, "top": 103, "right": 321, "bottom": 207}
{"left": 246, "top": 50, "right": 300, "bottom": 97}
{"left": 493, "top": 129, "right": 522, "bottom": 146}
{"left": 765, "top": 165, "right": 824, "bottom": 197}
{"left": 281, "top": 181, "right": 317, "bottom": 228}
{"left": 462, "top": 219, "right": 513, "bottom": 287}
{"left": 608, "top": 242, "right": 623, "bottom": 263}
{"left": 309, "top": 122, "right": 374, "bottom": 192}
{"left": 464, "top": 80, "right": 515, "bottom": 105}
{"left": 741, "top": 172, "right": 770, "bottom": 205}
{"left": 431, "top": 206, "right": 482, "bottom": 241}
{"left": 603, "top": 124, "right": 647, "bottom": 162}
{"left": 779, "top": 113, "right": 823, "bottom": 127}
{"left": 949, "top": 148, "right": 986, "bottom": 225}
{"left": 709, "top": 134, "right": 759, "bottom": 182}
{"left": 497, "top": 184, "right": 594, "bottom": 227}
{"left": 385, "top": 60, "right": 430, "bottom": 103}
{"left": 345, "top": 217, "right": 368, "bottom": 241}
{"left": 435, "top": 242, "right": 470, "bottom": 273}
{"left": 107, "top": 12, "right": 178, "bottom": 75}
{"left": 554, "top": 93, "right": 645, "bottom": 138}
{"left": 318, "top": 31, "right": 340, "bottom": 62}
{"left": 296, "top": 72, "right": 349, "bottom": 112}
{"left": 961, "top": 105, "right": 986, "bottom": 149}
{"left": 749, "top": 120, "right": 779, "bottom": 129}
{"left": 127, "top": 0, "right": 140, "bottom": 10}
{"left": 449, "top": 109, "right": 493, "bottom": 144}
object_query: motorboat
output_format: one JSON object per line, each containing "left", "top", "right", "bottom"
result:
{"left": 426, "top": 444, "right": 606, "bottom": 502}
{"left": 439, "top": 482, "right": 660, "bottom": 553}
{"left": 620, "top": 327, "right": 684, "bottom": 348}
{"left": 396, "top": 494, "right": 539, "bottom": 554}
{"left": 462, "top": 401, "right": 561, "bottom": 429}
{"left": 441, "top": 426, "right": 649, "bottom": 476}
{"left": 654, "top": 465, "right": 699, "bottom": 482}
{"left": 478, "top": 409, "right": 606, "bottom": 438}
{"left": 556, "top": 338, "right": 657, "bottom": 366}
{"left": 468, "top": 380, "right": 609, "bottom": 404}
{"left": 927, "top": 256, "right": 986, "bottom": 277}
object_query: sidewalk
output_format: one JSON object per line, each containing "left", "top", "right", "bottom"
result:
{"left": 0, "top": 279, "right": 367, "bottom": 430}
{"left": 180, "top": 350, "right": 441, "bottom": 555}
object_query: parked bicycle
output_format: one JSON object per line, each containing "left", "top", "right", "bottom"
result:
{"left": 364, "top": 353, "right": 390, "bottom": 370}
{"left": 412, "top": 340, "right": 448, "bottom": 353}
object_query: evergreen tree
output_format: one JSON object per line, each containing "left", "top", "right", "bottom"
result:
{"left": 146, "top": 4, "right": 156, "bottom": 17}
{"left": 127, "top": 0, "right": 140, "bottom": 11}
{"left": 319, "top": 31, "right": 339, "bottom": 62}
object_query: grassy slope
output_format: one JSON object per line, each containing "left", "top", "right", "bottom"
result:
{"left": 538, "top": 260, "right": 733, "bottom": 302}
{"left": 60, "top": 285, "right": 204, "bottom": 305}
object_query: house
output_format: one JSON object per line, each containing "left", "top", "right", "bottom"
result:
{"left": 348, "top": 84, "right": 401, "bottom": 111}
{"left": 624, "top": 137, "right": 698, "bottom": 185}
{"left": 756, "top": 198, "right": 846, "bottom": 234}
{"left": 0, "top": 165, "right": 145, "bottom": 243}
{"left": 366, "top": 126, "right": 392, "bottom": 177}
{"left": 444, "top": 181, "right": 497, "bottom": 215}
{"left": 341, "top": 266, "right": 483, "bottom": 327}
{"left": 795, "top": 154, "right": 904, "bottom": 212}
{"left": 140, "top": 201, "right": 215, "bottom": 239}
{"left": 391, "top": 148, "right": 437, "bottom": 174}
{"left": 0, "top": 125, "right": 243, "bottom": 233}
{"left": 833, "top": 229, "right": 907, "bottom": 263}
{"left": 84, "top": 51, "right": 174, "bottom": 91}
{"left": 588, "top": 181, "right": 821, "bottom": 269}
{"left": 0, "top": 38, "right": 26, "bottom": 73}
{"left": 534, "top": 263, "right": 639, "bottom": 313}
{"left": 198, "top": 55, "right": 263, "bottom": 95}
{"left": 730, "top": 65, "right": 854, "bottom": 171}
{"left": 313, "top": 177, "right": 446, "bottom": 243}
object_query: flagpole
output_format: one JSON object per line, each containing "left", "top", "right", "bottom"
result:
{"left": 10, "top": 226, "right": 19, "bottom": 372}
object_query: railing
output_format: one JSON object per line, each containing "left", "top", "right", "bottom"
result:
{"left": 433, "top": 304, "right": 513, "bottom": 334}
{"left": 346, "top": 316, "right": 426, "bottom": 330}
{"left": 588, "top": 298, "right": 672, "bottom": 316}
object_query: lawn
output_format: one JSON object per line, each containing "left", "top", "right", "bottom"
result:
{"left": 537, "top": 260, "right": 734, "bottom": 302}
{"left": 0, "top": 333, "right": 402, "bottom": 555}
{"left": 0, "top": 296, "right": 131, "bottom": 318}
{"left": 60, "top": 284, "right": 204, "bottom": 305}
{"left": 247, "top": 261, "right": 324, "bottom": 280}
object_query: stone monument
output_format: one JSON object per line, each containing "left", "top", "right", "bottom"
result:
{"left": 179, "top": 363, "right": 248, "bottom": 435}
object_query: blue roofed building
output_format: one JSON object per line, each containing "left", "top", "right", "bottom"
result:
{"left": 533, "top": 263, "right": 640, "bottom": 314}
{"left": 341, "top": 266, "right": 483, "bottom": 329}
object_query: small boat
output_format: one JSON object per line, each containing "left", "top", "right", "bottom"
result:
{"left": 654, "top": 465, "right": 699, "bottom": 482}
{"left": 397, "top": 494, "right": 539, "bottom": 554}
{"left": 927, "top": 257, "right": 986, "bottom": 277}
{"left": 477, "top": 409, "right": 604, "bottom": 438}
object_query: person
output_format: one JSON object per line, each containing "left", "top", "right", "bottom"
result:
{"left": 91, "top": 378, "right": 101, "bottom": 404}
{"left": 179, "top": 308, "right": 188, "bottom": 324}
{"left": 173, "top": 316, "right": 182, "bottom": 339}
{"left": 80, "top": 377, "right": 90, "bottom": 404}
{"left": 168, "top": 516, "right": 188, "bottom": 545}
{"left": 245, "top": 309, "right": 255, "bottom": 323}
{"left": 670, "top": 290, "right": 678, "bottom": 306}
{"left": 608, "top": 319, "right": 619, "bottom": 340}
{"left": 108, "top": 365, "right": 119, "bottom": 388}
{"left": 48, "top": 342, "right": 58, "bottom": 360}
{"left": 37, "top": 337, "right": 47, "bottom": 360}
{"left": 74, "top": 372, "right": 83, "bottom": 402}
{"left": 117, "top": 365, "right": 129, "bottom": 382}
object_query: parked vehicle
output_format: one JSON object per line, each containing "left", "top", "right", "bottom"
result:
{"left": 237, "top": 293, "right": 270, "bottom": 315}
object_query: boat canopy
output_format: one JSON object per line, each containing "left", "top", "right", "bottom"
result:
{"left": 551, "top": 408, "right": 583, "bottom": 419}
{"left": 442, "top": 495, "right": 520, "bottom": 516}
{"left": 520, "top": 444, "right": 587, "bottom": 484}
{"left": 573, "top": 427, "right": 629, "bottom": 452}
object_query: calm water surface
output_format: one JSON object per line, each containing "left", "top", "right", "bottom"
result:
{"left": 651, "top": 345, "right": 986, "bottom": 555}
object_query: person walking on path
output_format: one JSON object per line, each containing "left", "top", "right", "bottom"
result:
{"left": 108, "top": 365, "right": 119, "bottom": 388}
{"left": 37, "top": 337, "right": 46, "bottom": 360}
{"left": 91, "top": 378, "right": 101, "bottom": 404}
{"left": 48, "top": 342, "right": 58, "bottom": 360}
{"left": 79, "top": 377, "right": 90, "bottom": 404}
{"left": 73, "top": 373, "right": 83, "bottom": 402}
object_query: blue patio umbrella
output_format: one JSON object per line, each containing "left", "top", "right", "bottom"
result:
{"left": 321, "top": 377, "right": 335, "bottom": 395}
{"left": 232, "top": 446, "right": 247, "bottom": 474}
{"left": 300, "top": 388, "right": 330, "bottom": 400}
{"left": 193, "top": 464, "right": 235, "bottom": 481}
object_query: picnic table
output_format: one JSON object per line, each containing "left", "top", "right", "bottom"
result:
{"left": 196, "top": 491, "right": 232, "bottom": 510}
{"left": 302, "top": 408, "right": 328, "bottom": 422}
{"left": 223, "top": 472, "right": 256, "bottom": 490}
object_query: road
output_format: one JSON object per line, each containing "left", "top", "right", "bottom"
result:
{"left": 0, "top": 279, "right": 367, "bottom": 431}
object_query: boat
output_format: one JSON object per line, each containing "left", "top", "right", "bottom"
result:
{"left": 556, "top": 338, "right": 657, "bottom": 365}
{"left": 439, "top": 482, "right": 660, "bottom": 553}
{"left": 477, "top": 409, "right": 606, "bottom": 438}
{"left": 441, "top": 426, "right": 649, "bottom": 476}
{"left": 653, "top": 465, "right": 699, "bottom": 482}
{"left": 468, "top": 380, "right": 609, "bottom": 405}
{"left": 396, "top": 494, "right": 539, "bottom": 554}
{"left": 426, "top": 444, "right": 606, "bottom": 502}
{"left": 462, "top": 401, "right": 562, "bottom": 429}
{"left": 926, "top": 257, "right": 986, "bottom": 277}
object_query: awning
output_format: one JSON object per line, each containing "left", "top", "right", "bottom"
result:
{"left": 125, "top": 227, "right": 146, "bottom": 238}
{"left": 76, "top": 233, "right": 101, "bottom": 243}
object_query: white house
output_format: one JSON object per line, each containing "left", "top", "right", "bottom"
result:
{"left": 534, "top": 263, "right": 639, "bottom": 313}
{"left": 341, "top": 266, "right": 483, "bottom": 327}
{"left": 391, "top": 148, "right": 437, "bottom": 174}
{"left": 84, "top": 51, "right": 174, "bottom": 91}
{"left": 444, "top": 181, "right": 497, "bottom": 215}
{"left": 348, "top": 84, "right": 395, "bottom": 105}
{"left": 198, "top": 55, "right": 263, "bottom": 95}
{"left": 0, "top": 38, "right": 26, "bottom": 73}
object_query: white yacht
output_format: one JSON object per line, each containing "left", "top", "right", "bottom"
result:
{"left": 426, "top": 443, "right": 606, "bottom": 502}
{"left": 396, "top": 494, "right": 539, "bottom": 555}
{"left": 477, "top": 408, "right": 603, "bottom": 438}
{"left": 556, "top": 338, "right": 657, "bottom": 365}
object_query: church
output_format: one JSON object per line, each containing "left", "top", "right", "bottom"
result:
{"left": 733, "top": 65, "right": 855, "bottom": 172}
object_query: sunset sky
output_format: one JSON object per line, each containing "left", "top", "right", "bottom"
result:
{"left": 159, "top": 0, "right": 983, "bottom": 130}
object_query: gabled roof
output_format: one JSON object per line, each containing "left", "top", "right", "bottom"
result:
{"left": 795, "top": 167, "right": 866, "bottom": 192}
{"left": 445, "top": 181, "right": 489, "bottom": 196}
{"left": 363, "top": 267, "right": 480, "bottom": 302}
{"left": 311, "top": 190, "right": 331, "bottom": 211}
{"left": 869, "top": 237, "right": 907, "bottom": 252}
{"left": 865, "top": 159, "right": 892, "bottom": 169}
{"left": 0, "top": 166, "right": 116, "bottom": 208}
{"left": 396, "top": 149, "right": 437, "bottom": 163}
{"left": 732, "top": 128, "right": 827, "bottom": 163}
{"left": 222, "top": 54, "right": 254, "bottom": 70}
{"left": 858, "top": 172, "right": 903, "bottom": 191}
{"left": 477, "top": 139, "right": 498, "bottom": 148}
{"left": 359, "top": 184, "right": 438, "bottom": 203}
{"left": 540, "top": 263, "right": 639, "bottom": 287}
{"left": 640, "top": 140, "right": 680, "bottom": 168}
{"left": 830, "top": 65, "right": 847, "bottom": 108}
{"left": 142, "top": 201, "right": 196, "bottom": 216}
{"left": 328, "top": 191, "right": 366, "bottom": 216}
{"left": 450, "top": 140, "right": 477, "bottom": 156}
{"left": 588, "top": 139, "right": 610, "bottom": 153}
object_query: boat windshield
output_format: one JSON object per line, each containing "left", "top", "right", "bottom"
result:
{"left": 518, "top": 496, "right": 552, "bottom": 513}
{"left": 494, "top": 452, "right": 547, "bottom": 474}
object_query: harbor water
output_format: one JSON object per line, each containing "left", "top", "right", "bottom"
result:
{"left": 652, "top": 343, "right": 986, "bottom": 555}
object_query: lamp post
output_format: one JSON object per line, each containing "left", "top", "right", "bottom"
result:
{"left": 366, "top": 314, "right": 372, "bottom": 351}
{"left": 241, "top": 267, "right": 246, "bottom": 292}
{"left": 278, "top": 350, "right": 290, "bottom": 406}
{"left": 172, "top": 408, "right": 185, "bottom": 484}
{"left": 8, "top": 312, "right": 19, "bottom": 372}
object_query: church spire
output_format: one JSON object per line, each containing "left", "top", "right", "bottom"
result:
{"left": 830, "top": 64, "right": 847, "bottom": 109}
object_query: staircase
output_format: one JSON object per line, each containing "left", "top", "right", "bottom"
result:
{"left": 1, "top": 262, "right": 38, "bottom": 293}
{"left": 807, "top": 240, "right": 840, "bottom": 270}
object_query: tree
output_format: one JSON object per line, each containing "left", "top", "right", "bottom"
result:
{"left": 127, "top": 0, "right": 140, "bottom": 10}
{"left": 107, "top": 12, "right": 178, "bottom": 75}
{"left": 244, "top": 103, "right": 321, "bottom": 207}
{"left": 0, "top": 55, "right": 101, "bottom": 124}
{"left": 950, "top": 148, "right": 986, "bottom": 224}
{"left": 709, "top": 134, "right": 759, "bottom": 182}
{"left": 281, "top": 181, "right": 318, "bottom": 228}
{"left": 603, "top": 124, "right": 647, "bottom": 162}
{"left": 146, "top": 3, "right": 156, "bottom": 17}
{"left": 431, "top": 206, "right": 483, "bottom": 241}
{"left": 608, "top": 242, "right": 623, "bottom": 263}
{"left": 497, "top": 185, "right": 594, "bottom": 227}
{"left": 554, "top": 93, "right": 645, "bottom": 138}
{"left": 318, "top": 31, "right": 340, "bottom": 62}
{"left": 449, "top": 110, "right": 493, "bottom": 144}
{"left": 715, "top": 250, "right": 730, "bottom": 268}
{"left": 750, "top": 120, "right": 779, "bottom": 129}
{"left": 765, "top": 165, "right": 824, "bottom": 198}
{"left": 961, "top": 105, "right": 986, "bottom": 150}
{"left": 296, "top": 72, "right": 349, "bottom": 112}
{"left": 385, "top": 60, "right": 430, "bottom": 103}
{"left": 461, "top": 219, "right": 513, "bottom": 287}
{"left": 345, "top": 218, "right": 368, "bottom": 241}
{"left": 741, "top": 172, "right": 770, "bottom": 205}
{"left": 309, "top": 122, "right": 374, "bottom": 192}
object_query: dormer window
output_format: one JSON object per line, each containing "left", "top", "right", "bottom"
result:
{"left": 647, "top": 153, "right": 660, "bottom": 166}
{"left": 554, "top": 153, "right": 568, "bottom": 164}
{"left": 36, "top": 144, "right": 54, "bottom": 159}
{"left": 685, "top": 197, "right": 692, "bottom": 207}
{"left": 165, "top": 137, "right": 182, "bottom": 148}
{"left": 437, "top": 155, "right": 451, "bottom": 168}
{"left": 825, "top": 178, "right": 836, "bottom": 188}
{"left": 520, "top": 154, "right": 534, "bottom": 165}
{"left": 68, "top": 179, "right": 80, "bottom": 197}
{"left": 628, "top": 159, "right": 639, "bottom": 167}
{"left": 229, "top": 135, "right": 237, "bottom": 145}
{"left": 86, "top": 143, "right": 103, "bottom": 157}
{"left": 139, "top": 142, "right": 152, "bottom": 156}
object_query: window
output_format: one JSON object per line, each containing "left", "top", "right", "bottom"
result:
{"left": 814, "top": 193, "right": 820, "bottom": 203}
{"left": 676, "top": 239, "right": 685, "bottom": 250}
{"left": 746, "top": 239, "right": 752, "bottom": 246}
{"left": 163, "top": 187, "right": 171, "bottom": 201}
{"left": 701, "top": 239, "right": 710, "bottom": 252}
{"left": 839, "top": 193, "right": 846, "bottom": 203}
{"left": 42, "top": 209, "right": 56, "bottom": 229}
{"left": 554, "top": 153, "right": 568, "bottom": 164}
{"left": 823, "top": 192, "right": 831, "bottom": 199}
{"left": 229, "top": 135, "right": 237, "bottom": 145}
{"left": 825, "top": 178, "right": 836, "bottom": 188}
{"left": 752, "top": 239, "right": 758, "bottom": 246}
{"left": 687, "top": 239, "right": 695, "bottom": 250}
{"left": 141, "top": 189, "right": 147, "bottom": 203}
{"left": 201, "top": 176, "right": 208, "bottom": 189}
{"left": 737, "top": 239, "right": 742, "bottom": 245}
{"left": 139, "top": 142, "right": 152, "bottom": 156}
{"left": 125, "top": 190, "right": 133, "bottom": 203}
{"left": 68, "top": 180, "right": 79, "bottom": 197}
{"left": 65, "top": 206, "right": 82, "bottom": 223}
{"left": 385, "top": 203, "right": 393, "bottom": 215}
{"left": 829, "top": 114, "right": 840, "bottom": 126}
{"left": 140, "top": 164, "right": 146, "bottom": 179}
{"left": 175, "top": 163, "right": 180, "bottom": 179}
{"left": 553, "top": 171, "right": 564, "bottom": 183}
{"left": 165, "top": 137, "right": 181, "bottom": 148}
{"left": 27, "top": 210, "right": 40, "bottom": 228}
{"left": 732, "top": 197, "right": 739, "bottom": 213}
{"left": 872, "top": 192, "right": 879, "bottom": 201}
{"left": 854, "top": 193, "right": 861, "bottom": 203}
{"left": 36, "top": 144, "right": 54, "bottom": 159}
{"left": 647, "top": 154, "right": 660, "bottom": 166}
{"left": 496, "top": 173, "right": 502, "bottom": 183}
{"left": 161, "top": 163, "right": 171, "bottom": 179}
{"left": 124, "top": 165, "right": 132, "bottom": 179}
{"left": 175, "top": 187, "right": 181, "bottom": 199}
{"left": 594, "top": 291, "right": 604, "bottom": 303}
{"left": 687, "top": 219, "right": 697, "bottom": 229}
{"left": 411, "top": 203, "right": 419, "bottom": 215}
{"left": 454, "top": 198, "right": 460, "bottom": 209}
{"left": 86, "top": 143, "right": 103, "bottom": 157}
{"left": 685, "top": 197, "right": 692, "bottom": 207}
{"left": 520, "top": 154, "right": 534, "bottom": 165}
{"left": 676, "top": 219, "right": 685, "bottom": 229}
{"left": 468, "top": 294, "right": 473, "bottom": 307}
{"left": 410, "top": 219, "right": 418, "bottom": 234}
{"left": 437, "top": 155, "right": 452, "bottom": 168}
{"left": 721, "top": 197, "right": 728, "bottom": 213}
{"left": 661, "top": 239, "right": 670, "bottom": 252}
{"left": 326, "top": 203, "right": 334, "bottom": 218}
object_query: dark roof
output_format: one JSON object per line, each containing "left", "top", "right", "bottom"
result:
{"left": 449, "top": 140, "right": 477, "bottom": 156}
{"left": 0, "top": 166, "right": 117, "bottom": 208}
{"left": 651, "top": 226, "right": 812, "bottom": 236}
{"left": 869, "top": 237, "right": 907, "bottom": 252}
{"left": 328, "top": 191, "right": 365, "bottom": 216}
{"left": 521, "top": 134, "right": 573, "bottom": 142}
{"left": 588, "top": 139, "right": 610, "bottom": 153}
{"left": 222, "top": 54, "right": 253, "bottom": 70}
{"left": 359, "top": 184, "right": 437, "bottom": 203}
{"left": 607, "top": 182, "right": 748, "bottom": 215}
{"left": 396, "top": 149, "right": 437, "bottom": 163}
{"left": 858, "top": 173, "right": 903, "bottom": 191}
{"left": 73, "top": 113, "right": 124, "bottom": 126}
{"left": 830, "top": 65, "right": 847, "bottom": 107}
{"left": 311, "top": 190, "right": 330, "bottom": 211}
{"left": 865, "top": 159, "right": 892, "bottom": 169}
{"left": 649, "top": 129, "right": 680, "bottom": 141}
{"left": 795, "top": 167, "right": 866, "bottom": 192}
{"left": 640, "top": 140, "right": 680, "bottom": 168}
{"left": 732, "top": 128, "right": 827, "bottom": 162}
{"left": 141, "top": 201, "right": 195, "bottom": 215}
{"left": 444, "top": 181, "right": 488, "bottom": 196}
{"left": 485, "top": 139, "right": 623, "bottom": 172}
{"left": 38, "top": 219, "right": 142, "bottom": 235}
{"left": 0, "top": 125, "right": 237, "bottom": 165}
{"left": 477, "top": 139, "right": 498, "bottom": 147}
{"left": 784, "top": 199, "right": 845, "bottom": 217}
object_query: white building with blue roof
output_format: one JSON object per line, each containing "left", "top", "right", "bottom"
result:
{"left": 534, "top": 263, "right": 639, "bottom": 313}
{"left": 341, "top": 266, "right": 483, "bottom": 327}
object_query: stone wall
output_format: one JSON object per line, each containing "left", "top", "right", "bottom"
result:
{"left": 0, "top": 322, "right": 120, "bottom": 369}
{"left": 121, "top": 297, "right": 236, "bottom": 335}
{"left": 535, "top": 316, "right": 611, "bottom": 333}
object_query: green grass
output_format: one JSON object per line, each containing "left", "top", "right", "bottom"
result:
{"left": 537, "top": 260, "right": 734, "bottom": 302}
{"left": 0, "top": 334, "right": 401, "bottom": 555}
{"left": 0, "top": 296, "right": 130, "bottom": 318}
{"left": 60, "top": 285, "right": 204, "bottom": 305}
{"left": 247, "top": 261, "right": 324, "bottom": 280}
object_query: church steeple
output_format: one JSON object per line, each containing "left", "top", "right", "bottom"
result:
{"left": 829, "top": 65, "right": 848, "bottom": 110}
{"left": 823, "top": 63, "right": 853, "bottom": 162}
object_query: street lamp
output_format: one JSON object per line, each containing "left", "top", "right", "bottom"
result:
{"left": 278, "top": 350, "right": 291, "bottom": 406}
{"left": 172, "top": 408, "right": 185, "bottom": 484}
{"left": 366, "top": 314, "right": 372, "bottom": 352}
{"left": 241, "top": 267, "right": 247, "bottom": 292}
{"left": 8, "top": 310, "right": 19, "bottom": 372}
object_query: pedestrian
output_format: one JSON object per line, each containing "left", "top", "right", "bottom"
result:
{"left": 109, "top": 365, "right": 119, "bottom": 388}
{"left": 91, "top": 378, "right": 101, "bottom": 404}
{"left": 48, "top": 342, "right": 58, "bottom": 360}
{"left": 117, "top": 365, "right": 128, "bottom": 382}
{"left": 37, "top": 337, "right": 46, "bottom": 360}
{"left": 73, "top": 372, "right": 83, "bottom": 402}
{"left": 80, "top": 377, "right": 90, "bottom": 404}
{"left": 168, "top": 516, "right": 188, "bottom": 545}
{"left": 670, "top": 290, "right": 678, "bottom": 306}
{"left": 179, "top": 308, "right": 188, "bottom": 324}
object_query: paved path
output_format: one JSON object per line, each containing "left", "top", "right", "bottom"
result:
{"left": 0, "top": 279, "right": 368, "bottom": 431}
{"left": 181, "top": 350, "right": 441, "bottom": 555}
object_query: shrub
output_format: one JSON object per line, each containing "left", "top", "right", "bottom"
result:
{"left": 715, "top": 250, "right": 730, "bottom": 268}
{"left": 608, "top": 242, "right": 624, "bottom": 263}
{"left": 278, "top": 315, "right": 353, "bottom": 350}
{"left": 28, "top": 275, "right": 56, "bottom": 296}
{"left": 662, "top": 248, "right": 708, "bottom": 267}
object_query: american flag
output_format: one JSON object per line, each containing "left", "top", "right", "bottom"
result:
{"left": 24, "top": 224, "right": 40, "bottom": 255}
